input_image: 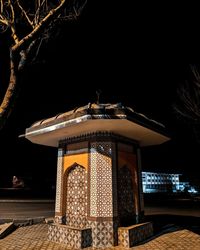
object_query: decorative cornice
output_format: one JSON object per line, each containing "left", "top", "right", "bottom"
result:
{"left": 58, "top": 131, "right": 139, "bottom": 147}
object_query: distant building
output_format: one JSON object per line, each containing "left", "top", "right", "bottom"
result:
{"left": 178, "top": 181, "right": 190, "bottom": 192}
{"left": 142, "top": 172, "right": 180, "bottom": 193}
{"left": 178, "top": 181, "right": 198, "bottom": 193}
{"left": 142, "top": 171, "right": 198, "bottom": 193}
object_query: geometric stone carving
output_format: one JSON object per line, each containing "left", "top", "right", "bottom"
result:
{"left": 89, "top": 142, "right": 113, "bottom": 217}
{"left": 88, "top": 221, "right": 117, "bottom": 248}
{"left": 66, "top": 164, "right": 87, "bottom": 228}
{"left": 118, "top": 165, "right": 135, "bottom": 225}
{"left": 118, "top": 222, "right": 153, "bottom": 248}
{"left": 48, "top": 224, "right": 92, "bottom": 249}
{"left": 55, "top": 148, "right": 64, "bottom": 213}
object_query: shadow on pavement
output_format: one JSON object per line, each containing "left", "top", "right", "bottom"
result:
{"left": 145, "top": 214, "right": 200, "bottom": 235}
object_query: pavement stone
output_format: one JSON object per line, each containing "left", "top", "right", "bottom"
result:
{"left": 0, "top": 223, "right": 200, "bottom": 250}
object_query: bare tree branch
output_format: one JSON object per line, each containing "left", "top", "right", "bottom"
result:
{"left": 7, "top": 0, "right": 15, "bottom": 23}
{"left": 0, "top": 0, "right": 3, "bottom": 13}
{"left": 174, "top": 64, "right": 200, "bottom": 144}
{"left": 0, "top": 0, "right": 87, "bottom": 129}
{"left": 190, "top": 65, "right": 200, "bottom": 89}
{"left": 175, "top": 81, "right": 200, "bottom": 121}
{"left": 31, "top": 38, "right": 43, "bottom": 62}
{"left": 16, "top": 0, "right": 34, "bottom": 28}
{"left": 34, "top": 0, "right": 47, "bottom": 25}
{"left": 12, "top": 0, "right": 66, "bottom": 52}
{"left": 0, "top": 18, "right": 8, "bottom": 25}
{"left": 5, "top": 0, "right": 20, "bottom": 44}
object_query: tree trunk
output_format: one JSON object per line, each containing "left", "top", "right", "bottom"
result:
{"left": 0, "top": 51, "right": 19, "bottom": 129}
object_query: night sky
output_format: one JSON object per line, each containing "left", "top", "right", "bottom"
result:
{"left": 0, "top": 1, "right": 200, "bottom": 189}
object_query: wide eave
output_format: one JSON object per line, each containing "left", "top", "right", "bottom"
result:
{"left": 25, "top": 103, "right": 170, "bottom": 147}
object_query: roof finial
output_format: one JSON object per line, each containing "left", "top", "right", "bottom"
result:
{"left": 96, "top": 89, "right": 102, "bottom": 105}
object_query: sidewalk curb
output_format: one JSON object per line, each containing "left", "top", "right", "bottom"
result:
{"left": 0, "top": 199, "right": 55, "bottom": 203}
{"left": 0, "top": 217, "right": 46, "bottom": 226}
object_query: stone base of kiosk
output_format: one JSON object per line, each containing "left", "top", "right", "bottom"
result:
{"left": 118, "top": 222, "right": 153, "bottom": 248}
{"left": 48, "top": 224, "right": 92, "bottom": 249}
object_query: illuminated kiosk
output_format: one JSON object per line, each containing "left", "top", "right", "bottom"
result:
{"left": 25, "top": 103, "right": 170, "bottom": 248}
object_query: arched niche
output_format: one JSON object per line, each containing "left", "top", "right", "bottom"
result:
{"left": 64, "top": 163, "right": 88, "bottom": 228}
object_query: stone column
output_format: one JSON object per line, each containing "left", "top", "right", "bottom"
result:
{"left": 54, "top": 147, "right": 66, "bottom": 224}
{"left": 88, "top": 140, "right": 118, "bottom": 248}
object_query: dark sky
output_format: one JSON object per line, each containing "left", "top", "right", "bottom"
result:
{"left": 0, "top": 1, "right": 200, "bottom": 187}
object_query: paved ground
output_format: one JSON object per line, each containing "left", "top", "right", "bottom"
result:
{"left": 0, "top": 199, "right": 55, "bottom": 222}
{"left": 1, "top": 198, "right": 200, "bottom": 221}
{"left": 1, "top": 197, "right": 200, "bottom": 249}
{"left": 0, "top": 223, "right": 200, "bottom": 249}
{"left": 145, "top": 204, "right": 200, "bottom": 217}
